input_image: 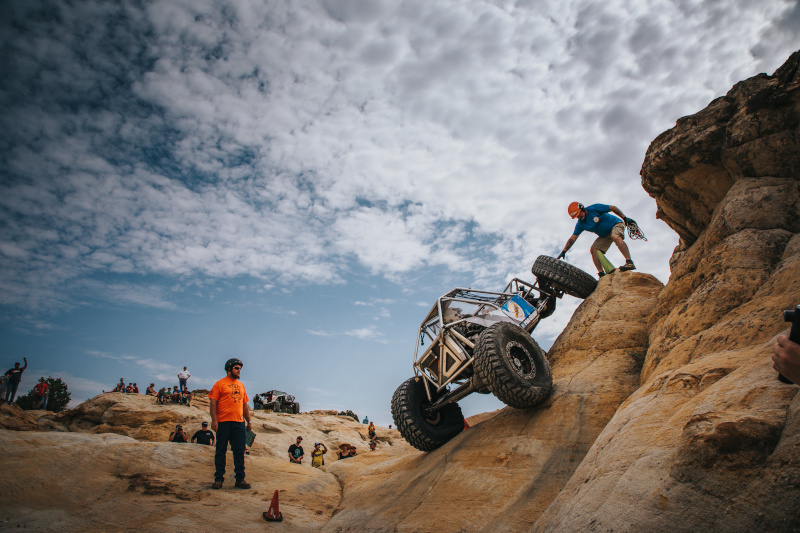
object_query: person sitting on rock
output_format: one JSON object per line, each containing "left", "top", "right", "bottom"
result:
{"left": 311, "top": 442, "right": 328, "bottom": 467}
{"left": 191, "top": 421, "right": 215, "bottom": 446}
{"left": 368, "top": 421, "right": 376, "bottom": 440}
{"left": 146, "top": 384, "right": 156, "bottom": 396}
{"left": 114, "top": 378, "right": 125, "bottom": 392}
{"left": 132, "top": 383, "right": 139, "bottom": 394}
{"left": 125, "top": 383, "right": 133, "bottom": 393}
{"left": 369, "top": 440, "right": 377, "bottom": 451}
{"left": 288, "top": 436, "right": 304, "bottom": 464}
{"left": 163, "top": 388, "right": 171, "bottom": 404}
{"left": 338, "top": 445, "right": 357, "bottom": 460}
{"left": 181, "top": 389, "right": 192, "bottom": 406}
{"left": 169, "top": 424, "right": 188, "bottom": 443}
{"left": 171, "top": 386, "right": 181, "bottom": 403}
{"left": 558, "top": 202, "right": 636, "bottom": 279}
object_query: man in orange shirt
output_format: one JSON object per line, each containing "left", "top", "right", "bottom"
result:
{"left": 209, "top": 357, "right": 252, "bottom": 489}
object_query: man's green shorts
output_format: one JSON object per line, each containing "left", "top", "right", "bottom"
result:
{"left": 592, "top": 222, "right": 625, "bottom": 253}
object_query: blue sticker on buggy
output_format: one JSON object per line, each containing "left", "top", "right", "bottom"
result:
{"left": 501, "top": 295, "right": 534, "bottom": 321}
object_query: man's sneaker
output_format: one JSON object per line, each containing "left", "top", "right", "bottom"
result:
{"left": 235, "top": 480, "right": 251, "bottom": 489}
{"left": 619, "top": 260, "right": 636, "bottom": 272}
{"left": 211, "top": 480, "right": 223, "bottom": 490}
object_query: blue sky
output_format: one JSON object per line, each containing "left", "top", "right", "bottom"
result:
{"left": 1, "top": 0, "right": 798, "bottom": 426}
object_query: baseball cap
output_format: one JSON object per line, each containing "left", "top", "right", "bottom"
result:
{"left": 202, "top": 421, "right": 208, "bottom": 426}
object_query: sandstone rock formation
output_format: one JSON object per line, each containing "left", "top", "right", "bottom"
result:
{"left": 534, "top": 50, "right": 800, "bottom": 532}
{"left": 0, "top": 394, "right": 414, "bottom": 531}
{"left": 0, "top": 403, "right": 42, "bottom": 431}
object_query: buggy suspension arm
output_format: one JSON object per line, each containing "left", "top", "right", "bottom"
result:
{"left": 423, "top": 375, "right": 487, "bottom": 415}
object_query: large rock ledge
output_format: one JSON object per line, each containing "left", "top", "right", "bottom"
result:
{"left": 531, "top": 51, "right": 800, "bottom": 532}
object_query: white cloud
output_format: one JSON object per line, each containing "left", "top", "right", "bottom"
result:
{"left": 0, "top": 0, "right": 796, "bottom": 313}
{"left": 345, "top": 325, "right": 384, "bottom": 341}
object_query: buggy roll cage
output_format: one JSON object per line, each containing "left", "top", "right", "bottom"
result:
{"left": 412, "top": 277, "right": 563, "bottom": 414}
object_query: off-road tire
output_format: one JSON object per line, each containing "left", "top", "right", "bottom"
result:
{"left": 293, "top": 403, "right": 300, "bottom": 414}
{"left": 474, "top": 322, "right": 552, "bottom": 409}
{"left": 391, "top": 377, "right": 465, "bottom": 452}
{"left": 532, "top": 255, "right": 597, "bottom": 299}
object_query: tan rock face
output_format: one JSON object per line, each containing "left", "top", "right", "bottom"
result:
{"left": 0, "top": 396, "right": 414, "bottom": 531}
{"left": 323, "top": 272, "right": 662, "bottom": 532}
{"left": 534, "top": 50, "right": 800, "bottom": 532}
{"left": 0, "top": 404, "right": 42, "bottom": 431}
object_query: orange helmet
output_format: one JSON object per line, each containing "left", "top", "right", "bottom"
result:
{"left": 568, "top": 202, "right": 584, "bottom": 218}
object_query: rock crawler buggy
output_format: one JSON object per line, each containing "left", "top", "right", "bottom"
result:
{"left": 391, "top": 256, "right": 597, "bottom": 451}
{"left": 255, "top": 390, "right": 300, "bottom": 414}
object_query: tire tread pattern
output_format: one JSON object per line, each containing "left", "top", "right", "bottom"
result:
{"left": 532, "top": 255, "right": 597, "bottom": 299}
{"left": 474, "top": 323, "right": 552, "bottom": 409}
{"left": 391, "top": 377, "right": 464, "bottom": 452}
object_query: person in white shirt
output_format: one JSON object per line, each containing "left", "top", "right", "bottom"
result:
{"left": 178, "top": 366, "right": 191, "bottom": 392}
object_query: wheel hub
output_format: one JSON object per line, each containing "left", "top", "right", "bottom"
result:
{"left": 505, "top": 341, "right": 536, "bottom": 379}
{"left": 423, "top": 409, "right": 442, "bottom": 425}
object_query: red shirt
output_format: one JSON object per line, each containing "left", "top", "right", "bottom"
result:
{"left": 208, "top": 377, "right": 249, "bottom": 422}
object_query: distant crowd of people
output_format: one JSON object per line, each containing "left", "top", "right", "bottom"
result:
{"left": 104, "top": 366, "right": 193, "bottom": 406}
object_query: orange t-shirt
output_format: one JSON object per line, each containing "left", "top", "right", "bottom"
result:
{"left": 208, "top": 377, "right": 249, "bottom": 423}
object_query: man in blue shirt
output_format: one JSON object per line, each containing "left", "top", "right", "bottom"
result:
{"left": 557, "top": 202, "right": 635, "bottom": 278}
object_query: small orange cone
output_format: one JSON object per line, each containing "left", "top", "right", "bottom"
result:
{"left": 263, "top": 490, "right": 283, "bottom": 522}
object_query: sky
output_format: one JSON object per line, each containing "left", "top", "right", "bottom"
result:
{"left": 1, "top": 0, "right": 798, "bottom": 427}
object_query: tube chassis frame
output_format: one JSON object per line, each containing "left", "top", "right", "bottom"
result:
{"left": 412, "top": 277, "right": 562, "bottom": 414}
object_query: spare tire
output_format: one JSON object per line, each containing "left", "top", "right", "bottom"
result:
{"left": 391, "top": 377, "right": 465, "bottom": 452}
{"left": 532, "top": 255, "right": 597, "bottom": 299}
{"left": 474, "top": 322, "right": 552, "bottom": 409}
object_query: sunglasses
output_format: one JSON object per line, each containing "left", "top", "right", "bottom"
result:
{"left": 232, "top": 366, "right": 242, "bottom": 370}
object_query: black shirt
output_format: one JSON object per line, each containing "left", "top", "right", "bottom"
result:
{"left": 5, "top": 368, "right": 24, "bottom": 384}
{"left": 192, "top": 430, "right": 214, "bottom": 445}
{"left": 289, "top": 444, "right": 304, "bottom": 460}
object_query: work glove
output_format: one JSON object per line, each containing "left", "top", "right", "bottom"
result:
{"left": 624, "top": 217, "right": 635, "bottom": 226}
{"left": 557, "top": 251, "right": 566, "bottom": 260}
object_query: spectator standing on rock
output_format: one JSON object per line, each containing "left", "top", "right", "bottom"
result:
{"left": 178, "top": 366, "right": 190, "bottom": 392}
{"left": 33, "top": 378, "right": 49, "bottom": 409}
{"left": 4, "top": 357, "right": 27, "bottom": 403}
{"left": 558, "top": 202, "right": 636, "bottom": 279}
{"left": 192, "top": 421, "right": 215, "bottom": 445}
{"left": 288, "top": 436, "right": 304, "bottom": 464}
{"left": 209, "top": 357, "right": 252, "bottom": 490}
{"left": 311, "top": 442, "right": 327, "bottom": 467}
{"left": 169, "top": 424, "right": 189, "bottom": 443}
